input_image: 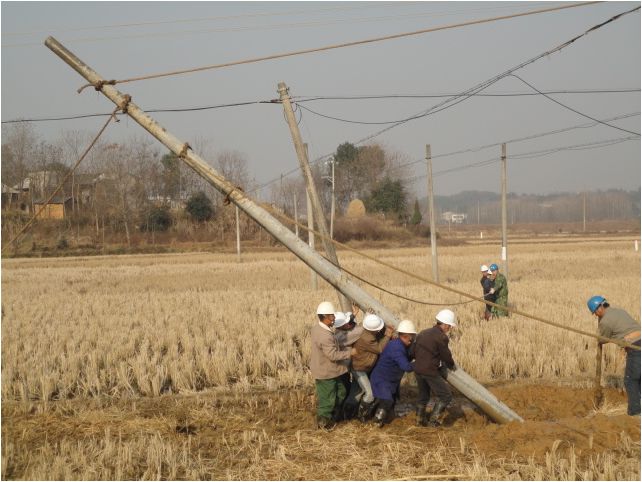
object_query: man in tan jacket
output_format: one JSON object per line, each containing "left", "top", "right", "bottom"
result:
{"left": 311, "top": 301, "right": 352, "bottom": 429}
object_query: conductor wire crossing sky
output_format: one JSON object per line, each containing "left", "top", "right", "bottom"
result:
{"left": 2, "top": 2, "right": 639, "bottom": 196}
{"left": 244, "top": 4, "right": 640, "bottom": 196}
{"left": 74, "top": 1, "right": 600, "bottom": 89}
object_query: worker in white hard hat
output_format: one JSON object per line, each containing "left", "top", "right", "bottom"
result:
{"left": 310, "top": 301, "right": 352, "bottom": 430}
{"left": 349, "top": 313, "right": 394, "bottom": 422}
{"left": 413, "top": 309, "right": 458, "bottom": 427}
{"left": 369, "top": 319, "right": 417, "bottom": 427}
{"left": 480, "top": 264, "right": 495, "bottom": 321}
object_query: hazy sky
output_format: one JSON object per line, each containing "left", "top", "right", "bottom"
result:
{"left": 2, "top": 1, "right": 640, "bottom": 200}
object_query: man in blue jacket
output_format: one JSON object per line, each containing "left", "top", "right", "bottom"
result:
{"left": 370, "top": 319, "right": 416, "bottom": 427}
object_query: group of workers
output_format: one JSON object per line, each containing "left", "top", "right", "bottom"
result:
{"left": 310, "top": 290, "right": 640, "bottom": 430}
{"left": 480, "top": 263, "right": 509, "bottom": 319}
{"left": 311, "top": 301, "right": 458, "bottom": 430}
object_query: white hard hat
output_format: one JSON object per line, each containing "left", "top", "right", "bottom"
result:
{"left": 363, "top": 314, "right": 384, "bottom": 332}
{"left": 397, "top": 319, "right": 417, "bottom": 334}
{"left": 316, "top": 301, "right": 336, "bottom": 315}
{"left": 333, "top": 312, "right": 348, "bottom": 328}
{"left": 480, "top": 264, "right": 489, "bottom": 272}
{"left": 436, "top": 309, "right": 457, "bottom": 327}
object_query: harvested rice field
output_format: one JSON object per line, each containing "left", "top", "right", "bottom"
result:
{"left": 2, "top": 237, "right": 640, "bottom": 480}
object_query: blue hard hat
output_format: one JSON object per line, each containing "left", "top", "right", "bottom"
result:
{"left": 587, "top": 295, "right": 606, "bottom": 313}
{"left": 489, "top": 263, "right": 499, "bottom": 271}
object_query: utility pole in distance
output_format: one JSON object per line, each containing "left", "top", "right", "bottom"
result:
{"left": 235, "top": 205, "right": 241, "bottom": 263}
{"left": 293, "top": 191, "right": 299, "bottom": 238}
{"left": 501, "top": 143, "right": 508, "bottom": 280}
{"left": 426, "top": 144, "right": 439, "bottom": 283}
{"left": 583, "top": 190, "right": 587, "bottom": 233}
{"left": 304, "top": 148, "right": 318, "bottom": 291}
{"left": 278, "top": 82, "right": 349, "bottom": 311}
{"left": 330, "top": 157, "right": 336, "bottom": 239}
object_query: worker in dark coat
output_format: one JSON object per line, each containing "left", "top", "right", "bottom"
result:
{"left": 480, "top": 264, "right": 495, "bottom": 320}
{"left": 369, "top": 319, "right": 416, "bottom": 427}
{"left": 414, "top": 309, "right": 458, "bottom": 427}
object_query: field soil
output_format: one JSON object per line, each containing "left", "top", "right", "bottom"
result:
{"left": 2, "top": 383, "right": 638, "bottom": 480}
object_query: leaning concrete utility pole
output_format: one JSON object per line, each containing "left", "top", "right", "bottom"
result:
{"left": 45, "top": 36, "right": 522, "bottom": 424}
{"left": 278, "top": 82, "right": 349, "bottom": 312}
{"left": 501, "top": 143, "right": 509, "bottom": 280}
{"left": 426, "top": 144, "right": 439, "bottom": 283}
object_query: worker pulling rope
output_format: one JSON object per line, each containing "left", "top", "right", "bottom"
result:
{"left": 259, "top": 203, "right": 640, "bottom": 351}
{"left": 76, "top": 1, "right": 600, "bottom": 91}
{"left": 1, "top": 104, "right": 125, "bottom": 254}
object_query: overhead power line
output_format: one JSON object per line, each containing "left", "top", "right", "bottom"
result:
{"left": 509, "top": 74, "right": 641, "bottom": 136}
{"left": 4, "top": 89, "right": 638, "bottom": 125}
{"left": 293, "top": 88, "right": 640, "bottom": 102}
{"left": 384, "top": 111, "right": 641, "bottom": 174}
{"left": 399, "top": 135, "right": 640, "bottom": 185}
{"left": 1, "top": 3, "right": 398, "bottom": 37}
{"left": 72, "top": 1, "right": 600, "bottom": 88}
{"left": 1, "top": 99, "right": 275, "bottom": 124}
{"left": 5, "top": 2, "right": 551, "bottom": 39}
{"left": 342, "top": 4, "right": 640, "bottom": 148}
{"left": 5, "top": 6, "right": 561, "bottom": 48}
{"left": 251, "top": 6, "right": 640, "bottom": 194}
{"left": 295, "top": 89, "right": 641, "bottom": 125}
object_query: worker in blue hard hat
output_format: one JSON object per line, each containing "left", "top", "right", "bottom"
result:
{"left": 488, "top": 264, "right": 508, "bottom": 317}
{"left": 587, "top": 296, "right": 640, "bottom": 416}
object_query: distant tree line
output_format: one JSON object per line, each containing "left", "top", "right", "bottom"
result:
{"left": 426, "top": 189, "right": 640, "bottom": 224}
{"left": 1, "top": 124, "right": 416, "bottom": 248}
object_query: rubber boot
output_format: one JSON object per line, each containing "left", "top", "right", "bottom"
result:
{"left": 316, "top": 416, "right": 336, "bottom": 431}
{"left": 415, "top": 404, "right": 428, "bottom": 427}
{"left": 427, "top": 400, "right": 448, "bottom": 427}
{"left": 331, "top": 404, "right": 344, "bottom": 423}
{"left": 343, "top": 402, "right": 358, "bottom": 421}
{"left": 357, "top": 401, "right": 375, "bottom": 423}
{"left": 373, "top": 407, "right": 387, "bottom": 428}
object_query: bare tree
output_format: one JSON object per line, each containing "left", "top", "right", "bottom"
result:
{"left": 1, "top": 123, "right": 39, "bottom": 208}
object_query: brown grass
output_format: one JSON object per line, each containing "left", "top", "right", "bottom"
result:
{"left": 1, "top": 238, "right": 640, "bottom": 479}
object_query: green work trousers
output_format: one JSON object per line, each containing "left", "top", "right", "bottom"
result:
{"left": 492, "top": 295, "right": 509, "bottom": 317}
{"left": 315, "top": 376, "right": 347, "bottom": 419}
{"left": 491, "top": 274, "right": 509, "bottom": 317}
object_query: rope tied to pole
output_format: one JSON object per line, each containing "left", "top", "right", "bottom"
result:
{"left": 177, "top": 142, "right": 191, "bottom": 159}
{"left": 77, "top": 79, "right": 117, "bottom": 94}
{"left": 223, "top": 186, "right": 244, "bottom": 206}
{"left": 117, "top": 94, "right": 132, "bottom": 114}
